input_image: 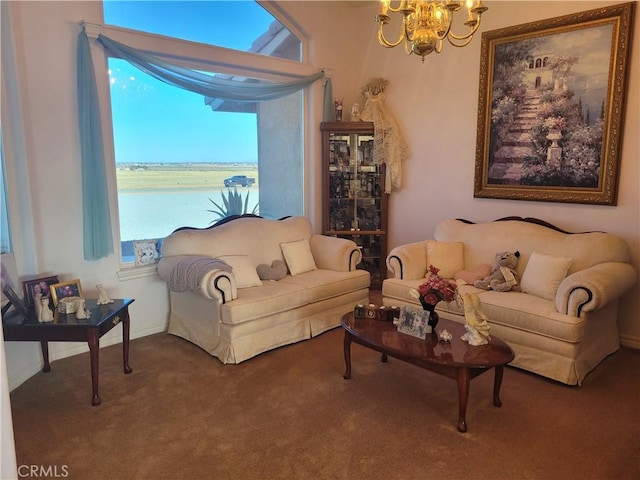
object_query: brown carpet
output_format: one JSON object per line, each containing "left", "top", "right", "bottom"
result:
{"left": 9, "top": 326, "right": 640, "bottom": 480}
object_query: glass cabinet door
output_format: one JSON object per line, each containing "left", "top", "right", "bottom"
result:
{"left": 321, "top": 122, "right": 388, "bottom": 288}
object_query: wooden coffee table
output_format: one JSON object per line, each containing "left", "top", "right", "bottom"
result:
{"left": 341, "top": 311, "right": 514, "bottom": 432}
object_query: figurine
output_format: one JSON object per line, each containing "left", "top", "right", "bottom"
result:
{"left": 96, "top": 284, "right": 113, "bottom": 305}
{"left": 75, "top": 298, "right": 91, "bottom": 319}
{"left": 460, "top": 293, "right": 491, "bottom": 346}
{"left": 39, "top": 297, "right": 53, "bottom": 322}
{"left": 438, "top": 329, "right": 453, "bottom": 342}
{"left": 34, "top": 292, "right": 43, "bottom": 321}
{"left": 334, "top": 97, "right": 343, "bottom": 122}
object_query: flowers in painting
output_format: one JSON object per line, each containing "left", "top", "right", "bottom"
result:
{"left": 410, "top": 265, "right": 458, "bottom": 307}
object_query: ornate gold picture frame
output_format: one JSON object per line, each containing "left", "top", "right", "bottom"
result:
{"left": 474, "top": 3, "right": 634, "bottom": 205}
{"left": 50, "top": 279, "right": 83, "bottom": 307}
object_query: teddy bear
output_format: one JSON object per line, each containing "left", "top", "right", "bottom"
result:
{"left": 474, "top": 251, "right": 521, "bottom": 292}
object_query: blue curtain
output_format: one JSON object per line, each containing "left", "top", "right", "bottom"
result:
{"left": 77, "top": 29, "right": 325, "bottom": 260}
{"left": 78, "top": 30, "right": 113, "bottom": 260}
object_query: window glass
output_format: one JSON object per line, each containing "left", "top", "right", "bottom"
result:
{"left": 0, "top": 132, "right": 11, "bottom": 254}
{"left": 103, "top": 1, "right": 302, "bottom": 62}
{"left": 104, "top": 2, "right": 304, "bottom": 264}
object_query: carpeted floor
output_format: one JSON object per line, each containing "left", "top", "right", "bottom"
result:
{"left": 9, "top": 327, "right": 640, "bottom": 480}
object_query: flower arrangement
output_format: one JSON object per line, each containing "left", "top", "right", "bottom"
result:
{"left": 410, "top": 265, "right": 458, "bottom": 307}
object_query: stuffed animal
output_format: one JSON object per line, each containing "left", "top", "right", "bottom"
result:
{"left": 474, "top": 251, "right": 521, "bottom": 292}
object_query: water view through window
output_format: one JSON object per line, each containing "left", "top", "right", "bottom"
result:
{"left": 104, "top": 1, "right": 303, "bottom": 263}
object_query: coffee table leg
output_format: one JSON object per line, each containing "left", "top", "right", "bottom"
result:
{"left": 456, "top": 367, "right": 470, "bottom": 433}
{"left": 88, "top": 331, "right": 101, "bottom": 406}
{"left": 40, "top": 341, "right": 51, "bottom": 373}
{"left": 343, "top": 331, "right": 352, "bottom": 380}
{"left": 122, "top": 309, "right": 132, "bottom": 374}
{"left": 493, "top": 366, "right": 504, "bottom": 407}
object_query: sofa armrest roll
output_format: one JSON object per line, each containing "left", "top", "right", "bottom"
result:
{"left": 310, "top": 234, "right": 362, "bottom": 272}
{"left": 158, "top": 255, "right": 237, "bottom": 303}
{"left": 386, "top": 240, "right": 430, "bottom": 280}
{"left": 555, "top": 262, "right": 637, "bottom": 316}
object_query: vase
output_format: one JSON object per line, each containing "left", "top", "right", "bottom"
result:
{"left": 419, "top": 299, "right": 440, "bottom": 329}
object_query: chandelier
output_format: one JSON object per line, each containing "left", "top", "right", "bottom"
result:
{"left": 375, "top": 0, "right": 488, "bottom": 62}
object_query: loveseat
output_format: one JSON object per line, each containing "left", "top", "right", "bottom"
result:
{"left": 157, "top": 215, "right": 370, "bottom": 364}
{"left": 382, "top": 217, "right": 636, "bottom": 385}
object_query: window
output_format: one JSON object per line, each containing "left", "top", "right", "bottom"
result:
{"left": 0, "top": 132, "right": 11, "bottom": 254}
{"left": 103, "top": 1, "right": 305, "bottom": 263}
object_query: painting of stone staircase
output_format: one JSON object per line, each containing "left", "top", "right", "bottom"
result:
{"left": 488, "top": 89, "right": 542, "bottom": 185}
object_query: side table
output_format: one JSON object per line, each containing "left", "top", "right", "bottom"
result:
{"left": 2, "top": 298, "right": 134, "bottom": 406}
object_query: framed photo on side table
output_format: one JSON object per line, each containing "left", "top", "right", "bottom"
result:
{"left": 474, "top": 2, "right": 635, "bottom": 205}
{"left": 50, "top": 279, "right": 83, "bottom": 307}
{"left": 22, "top": 275, "right": 59, "bottom": 307}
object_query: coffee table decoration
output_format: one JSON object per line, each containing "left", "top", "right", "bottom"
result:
{"left": 410, "top": 265, "right": 459, "bottom": 329}
{"left": 396, "top": 306, "right": 431, "bottom": 339}
{"left": 461, "top": 292, "right": 491, "bottom": 346}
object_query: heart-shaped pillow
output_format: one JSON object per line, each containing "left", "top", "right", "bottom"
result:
{"left": 256, "top": 260, "right": 288, "bottom": 281}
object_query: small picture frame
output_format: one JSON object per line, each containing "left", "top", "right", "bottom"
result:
{"left": 21, "top": 275, "right": 59, "bottom": 307}
{"left": 1, "top": 285, "right": 29, "bottom": 318}
{"left": 50, "top": 279, "right": 83, "bottom": 307}
{"left": 396, "top": 306, "right": 432, "bottom": 340}
{"left": 133, "top": 240, "right": 160, "bottom": 266}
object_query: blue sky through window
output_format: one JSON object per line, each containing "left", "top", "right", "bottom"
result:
{"left": 104, "top": 1, "right": 275, "bottom": 164}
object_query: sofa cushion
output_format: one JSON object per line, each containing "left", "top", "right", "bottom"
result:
{"left": 521, "top": 251, "right": 572, "bottom": 300}
{"left": 281, "top": 269, "right": 370, "bottom": 303}
{"left": 426, "top": 241, "right": 464, "bottom": 278}
{"left": 220, "top": 280, "right": 308, "bottom": 325}
{"left": 281, "top": 239, "right": 317, "bottom": 275}
{"left": 219, "top": 255, "right": 263, "bottom": 288}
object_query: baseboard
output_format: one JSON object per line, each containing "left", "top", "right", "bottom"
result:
{"left": 620, "top": 334, "right": 640, "bottom": 350}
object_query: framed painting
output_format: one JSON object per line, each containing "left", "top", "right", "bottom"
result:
{"left": 474, "top": 3, "right": 635, "bottom": 205}
{"left": 22, "top": 275, "right": 59, "bottom": 307}
{"left": 50, "top": 279, "right": 83, "bottom": 307}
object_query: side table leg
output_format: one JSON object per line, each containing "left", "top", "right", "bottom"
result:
{"left": 122, "top": 308, "right": 132, "bottom": 374}
{"left": 343, "top": 331, "right": 352, "bottom": 380}
{"left": 88, "top": 331, "right": 101, "bottom": 406}
{"left": 40, "top": 341, "right": 50, "bottom": 373}
{"left": 493, "top": 366, "right": 504, "bottom": 407}
{"left": 456, "top": 367, "right": 471, "bottom": 433}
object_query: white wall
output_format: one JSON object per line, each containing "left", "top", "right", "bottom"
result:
{"left": 2, "top": 0, "right": 638, "bottom": 395}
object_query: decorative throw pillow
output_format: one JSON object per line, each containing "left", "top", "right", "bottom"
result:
{"left": 520, "top": 251, "right": 572, "bottom": 300}
{"left": 218, "top": 255, "right": 263, "bottom": 288}
{"left": 256, "top": 260, "right": 288, "bottom": 281}
{"left": 454, "top": 264, "right": 492, "bottom": 285}
{"left": 426, "top": 241, "right": 464, "bottom": 279}
{"left": 280, "top": 239, "right": 317, "bottom": 276}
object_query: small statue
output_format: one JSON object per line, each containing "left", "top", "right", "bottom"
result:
{"left": 34, "top": 292, "right": 43, "bottom": 321}
{"left": 438, "top": 328, "right": 453, "bottom": 342}
{"left": 334, "top": 97, "right": 343, "bottom": 122}
{"left": 96, "top": 284, "right": 113, "bottom": 305}
{"left": 461, "top": 293, "right": 491, "bottom": 346}
{"left": 75, "top": 298, "right": 91, "bottom": 319}
{"left": 39, "top": 297, "right": 54, "bottom": 322}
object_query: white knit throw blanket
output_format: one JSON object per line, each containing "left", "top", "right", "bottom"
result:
{"left": 168, "top": 256, "right": 232, "bottom": 292}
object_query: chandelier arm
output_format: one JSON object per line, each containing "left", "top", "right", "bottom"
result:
{"left": 447, "top": 21, "right": 482, "bottom": 42}
{"left": 446, "top": 35, "right": 475, "bottom": 48}
{"left": 378, "top": 25, "right": 408, "bottom": 48}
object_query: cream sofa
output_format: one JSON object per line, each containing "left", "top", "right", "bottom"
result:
{"left": 382, "top": 217, "right": 636, "bottom": 385}
{"left": 157, "top": 216, "right": 370, "bottom": 364}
